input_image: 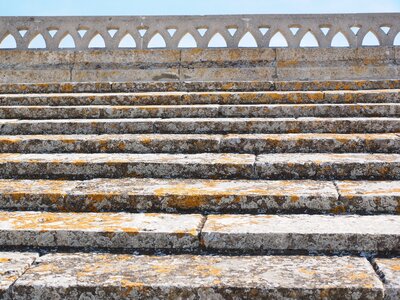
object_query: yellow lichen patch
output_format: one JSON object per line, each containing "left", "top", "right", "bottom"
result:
{"left": 298, "top": 268, "right": 316, "bottom": 276}
{"left": 195, "top": 265, "right": 222, "bottom": 277}
{"left": 390, "top": 264, "right": 400, "bottom": 271}
{"left": 349, "top": 272, "right": 369, "bottom": 281}
{"left": 151, "top": 264, "right": 175, "bottom": 274}
{"left": 331, "top": 206, "right": 347, "bottom": 214}
{"left": 121, "top": 279, "right": 145, "bottom": 297}
{"left": 0, "top": 258, "right": 11, "bottom": 263}
{"left": 290, "top": 195, "right": 300, "bottom": 203}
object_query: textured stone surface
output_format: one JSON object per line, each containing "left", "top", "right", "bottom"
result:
{"left": 336, "top": 181, "right": 400, "bottom": 214}
{"left": 202, "top": 214, "right": 400, "bottom": 252}
{"left": 0, "top": 153, "right": 255, "bottom": 179}
{"left": 0, "top": 178, "right": 339, "bottom": 213}
{"left": 256, "top": 153, "right": 400, "bottom": 179}
{"left": 1, "top": 103, "right": 399, "bottom": 119}
{"left": 0, "top": 252, "right": 38, "bottom": 297}
{"left": 375, "top": 258, "right": 400, "bottom": 300}
{"left": 0, "top": 211, "right": 203, "bottom": 249}
{"left": 10, "top": 253, "right": 383, "bottom": 300}
{"left": 2, "top": 117, "right": 400, "bottom": 135}
{"left": 221, "top": 133, "right": 400, "bottom": 154}
{"left": 0, "top": 134, "right": 222, "bottom": 154}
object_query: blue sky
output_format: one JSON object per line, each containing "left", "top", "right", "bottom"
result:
{"left": 0, "top": 0, "right": 399, "bottom": 16}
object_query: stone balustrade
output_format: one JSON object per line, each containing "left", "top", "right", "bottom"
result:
{"left": 0, "top": 14, "right": 400, "bottom": 50}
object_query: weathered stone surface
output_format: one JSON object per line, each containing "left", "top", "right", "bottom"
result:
{"left": 4, "top": 117, "right": 400, "bottom": 135}
{"left": 0, "top": 134, "right": 222, "bottom": 153}
{"left": 375, "top": 258, "right": 400, "bottom": 300}
{"left": 1, "top": 133, "right": 399, "bottom": 154}
{"left": 0, "top": 153, "right": 255, "bottom": 179}
{"left": 0, "top": 211, "right": 203, "bottom": 249}
{"left": 1, "top": 103, "right": 398, "bottom": 119}
{"left": 153, "top": 118, "right": 400, "bottom": 134}
{"left": 0, "top": 79, "right": 399, "bottom": 94}
{"left": 202, "top": 214, "right": 400, "bottom": 252}
{"left": 256, "top": 153, "right": 400, "bottom": 180}
{"left": 0, "top": 178, "right": 338, "bottom": 213}
{"left": 9, "top": 253, "right": 384, "bottom": 300}
{"left": 336, "top": 181, "right": 400, "bottom": 214}
{"left": 222, "top": 133, "right": 400, "bottom": 154}
{"left": 0, "top": 252, "right": 38, "bottom": 297}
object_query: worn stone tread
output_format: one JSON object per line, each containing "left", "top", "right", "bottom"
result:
{"left": 0, "top": 153, "right": 255, "bottom": 179}
{"left": 0, "top": 178, "right": 341, "bottom": 213}
{"left": 0, "top": 211, "right": 203, "bottom": 249}
{"left": 0, "top": 252, "right": 38, "bottom": 297}
{"left": 1, "top": 133, "right": 398, "bottom": 154}
{"left": 256, "top": 153, "right": 400, "bottom": 179}
{"left": 0, "top": 79, "right": 399, "bottom": 94}
{"left": 9, "top": 253, "right": 384, "bottom": 300}
{"left": 1, "top": 117, "right": 399, "bottom": 134}
{"left": 201, "top": 214, "right": 400, "bottom": 252}
{"left": 336, "top": 181, "right": 400, "bottom": 214}
{"left": 1, "top": 103, "right": 399, "bottom": 119}
{"left": 375, "top": 258, "right": 400, "bottom": 300}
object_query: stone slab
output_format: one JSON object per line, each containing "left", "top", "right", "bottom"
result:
{"left": 0, "top": 134, "right": 222, "bottom": 153}
{"left": 10, "top": 253, "right": 383, "bottom": 299}
{"left": 256, "top": 153, "right": 400, "bottom": 180}
{"left": 0, "top": 252, "right": 38, "bottom": 297}
{"left": 0, "top": 153, "right": 256, "bottom": 179}
{"left": 375, "top": 258, "right": 400, "bottom": 300}
{"left": 336, "top": 181, "right": 400, "bottom": 214}
{"left": 222, "top": 133, "right": 400, "bottom": 154}
{"left": 0, "top": 211, "right": 203, "bottom": 249}
{"left": 0, "top": 178, "right": 338, "bottom": 213}
{"left": 202, "top": 214, "right": 400, "bottom": 252}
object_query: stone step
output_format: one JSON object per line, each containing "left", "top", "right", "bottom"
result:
{"left": 375, "top": 258, "right": 400, "bottom": 299}
{"left": 256, "top": 153, "right": 400, "bottom": 180}
{"left": 0, "top": 79, "right": 399, "bottom": 94}
{"left": 0, "top": 178, "right": 398, "bottom": 214}
{"left": 201, "top": 214, "right": 400, "bottom": 253}
{"left": 1, "top": 118, "right": 399, "bottom": 134}
{"left": 0, "top": 211, "right": 203, "bottom": 250}
{"left": 2, "top": 133, "right": 398, "bottom": 154}
{"left": 0, "top": 153, "right": 400, "bottom": 180}
{"left": 1, "top": 103, "right": 400, "bottom": 119}
{"left": 0, "top": 90, "right": 398, "bottom": 106}
{"left": 8, "top": 253, "right": 384, "bottom": 299}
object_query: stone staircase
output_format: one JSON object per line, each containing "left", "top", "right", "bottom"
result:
{"left": 0, "top": 13, "right": 399, "bottom": 300}
{"left": 0, "top": 79, "right": 397, "bottom": 299}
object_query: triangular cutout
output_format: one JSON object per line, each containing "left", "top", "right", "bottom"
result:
{"left": 18, "top": 30, "right": 27, "bottom": 37}
{"left": 108, "top": 29, "right": 118, "bottom": 38}
{"left": 59, "top": 34, "right": 75, "bottom": 48}
{"left": 48, "top": 29, "right": 58, "bottom": 38}
{"left": 178, "top": 33, "right": 197, "bottom": 48}
{"left": 77, "top": 29, "right": 87, "bottom": 38}
{"left": 331, "top": 32, "right": 350, "bottom": 47}
{"left": 148, "top": 33, "right": 166, "bottom": 48}
{"left": 300, "top": 31, "right": 319, "bottom": 47}
{"left": 320, "top": 27, "right": 330, "bottom": 36}
{"left": 167, "top": 28, "right": 177, "bottom": 37}
{"left": 138, "top": 28, "right": 147, "bottom": 37}
{"left": 118, "top": 34, "right": 136, "bottom": 48}
{"left": 259, "top": 27, "right": 269, "bottom": 35}
{"left": 350, "top": 26, "right": 361, "bottom": 35}
{"left": 269, "top": 31, "right": 288, "bottom": 47}
{"left": 88, "top": 34, "right": 106, "bottom": 48}
{"left": 0, "top": 34, "right": 17, "bottom": 49}
{"left": 362, "top": 31, "right": 380, "bottom": 46}
{"left": 380, "top": 26, "right": 390, "bottom": 34}
{"left": 28, "top": 34, "right": 46, "bottom": 49}
{"left": 197, "top": 28, "right": 208, "bottom": 37}
{"left": 289, "top": 26, "right": 300, "bottom": 36}
{"left": 394, "top": 32, "right": 400, "bottom": 45}
{"left": 208, "top": 33, "right": 227, "bottom": 48}
{"left": 227, "top": 27, "right": 237, "bottom": 36}
{"left": 238, "top": 32, "right": 257, "bottom": 48}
